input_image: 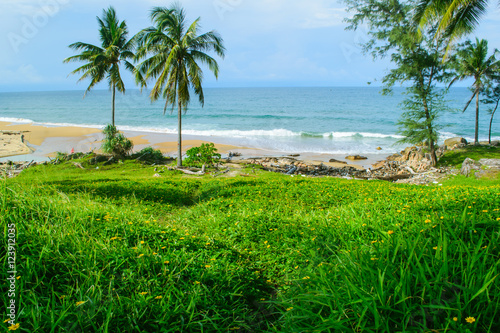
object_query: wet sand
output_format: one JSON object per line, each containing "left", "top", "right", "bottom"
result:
{"left": 0, "top": 121, "right": 389, "bottom": 168}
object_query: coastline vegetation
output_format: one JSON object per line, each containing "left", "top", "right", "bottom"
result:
{"left": 1, "top": 154, "right": 499, "bottom": 331}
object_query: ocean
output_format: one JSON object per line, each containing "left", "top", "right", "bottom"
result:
{"left": 0, "top": 87, "right": 498, "bottom": 155}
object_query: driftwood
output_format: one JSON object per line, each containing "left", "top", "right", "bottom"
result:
{"left": 177, "top": 169, "right": 205, "bottom": 175}
{"left": 73, "top": 162, "right": 85, "bottom": 169}
{"left": 212, "top": 169, "right": 230, "bottom": 177}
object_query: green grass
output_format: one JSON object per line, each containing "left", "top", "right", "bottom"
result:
{"left": 439, "top": 145, "right": 500, "bottom": 168}
{"left": 1, "top": 157, "right": 500, "bottom": 332}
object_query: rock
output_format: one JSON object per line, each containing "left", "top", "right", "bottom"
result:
{"left": 153, "top": 173, "right": 161, "bottom": 177}
{"left": 288, "top": 154, "right": 300, "bottom": 157}
{"left": 460, "top": 158, "right": 482, "bottom": 177}
{"left": 371, "top": 160, "right": 386, "bottom": 170}
{"left": 444, "top": 137, "right": 467, "bottom": 148}
{"left": 329, "top": 158, "right": 347, "bottom": 164}
{"left": 345, "top": 155, "right": 368, "bottom": 161}
{"left": 478, "top": 159, "right": 500, "bottom": 169}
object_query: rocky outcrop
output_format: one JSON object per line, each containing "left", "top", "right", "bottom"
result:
{"left": 444, "top": 137, "right": 467, "bottom": 149}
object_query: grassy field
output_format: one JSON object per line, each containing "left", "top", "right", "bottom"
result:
{"left": 1, "top": 155, "right": 499, "bottom": 332}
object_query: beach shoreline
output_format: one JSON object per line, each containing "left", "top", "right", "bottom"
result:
{"left": 0, "top": 121, "right": 392, "bottom": 168}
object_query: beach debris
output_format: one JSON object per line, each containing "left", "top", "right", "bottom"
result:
{"left": 227, "top": 151, "right": 242, "bottom": 160}
{"left": 345, "top": 155, "right": 368, "bottom": 160}
{"left": 72, "top": 162, "right": 85, "bottom": 169}
{"left": 0, "top": 160, "right": 35, "bottom": 178}
{"left": 329, "top": 158, "right": 347, "bottom": 164}
{"left": 212, "top": 169, "right": 230, "bottom": 177}
{"left": 376, "top": 147, "right": 382, "bottom": 150}
{"left": 177, "top": 164, "right": 206, "bottom": 175}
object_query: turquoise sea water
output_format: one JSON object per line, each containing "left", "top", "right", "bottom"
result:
{"left": 0, "top": 87, "right": 498, "bottom": 155}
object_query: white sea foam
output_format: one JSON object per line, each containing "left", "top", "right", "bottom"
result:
{"left": 0, "top": 117, "right": 34, "bottom": 124}
{"left": 323, "top": 131, "right": 404, "bottom": 139}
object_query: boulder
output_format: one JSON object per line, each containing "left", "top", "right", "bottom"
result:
{"left": 460, "top": 158, "right": 482, "bottom": 177}
{"left": 345, "top": 155, "right": 368, "bottom": 161}
{"left": 444, "top": 137, "right": 467, "bottom": 148}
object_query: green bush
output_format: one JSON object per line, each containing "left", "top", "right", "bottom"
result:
{"left": 101, "top": 124, "right": 133, "bottom": 158}
{"left": 133, "top": 147, "right": 165, "bottom": 162}
{"left": 184, "top": 143, "right": 221, "bottom": 167}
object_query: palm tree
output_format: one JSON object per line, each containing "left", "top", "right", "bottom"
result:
{"left": 482, "top": 82, "right": 500, "bottom": 144}
{"left": 449, "top": 38, "right": 500, "bottom": 144}
{"left": 135, "top": 4, "right": 225, "bottom": 167}
{"left": 64, "top": 7, "right": 136, "bottom": 126}
{"left": 415, "top": 0, "right": 491, "bottom": 46}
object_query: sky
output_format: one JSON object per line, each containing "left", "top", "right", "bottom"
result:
{"left": 0, "top": 0, "right": 499, "bottom": 92}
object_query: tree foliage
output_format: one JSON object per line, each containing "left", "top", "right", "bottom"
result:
{"left": 184, "top": 143, "right": 221, "bottom": 167}
{"left": 64, "top": 7, "right": 137, "bottom": 126}
{"left": 134, "top": 4, "right": 225, "bottom": 167}
{"left": 343, "top": 0, "right": 453, "bottom": 166}
{"left": 101, "top": 124, "right": 133, "bottom": 158}
{"left": 415, "top": 0, "right": 493, "bottom": 50}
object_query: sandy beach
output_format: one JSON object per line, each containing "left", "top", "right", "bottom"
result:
{"left": 0, "top": 121, "right": 389, "bottom": 168}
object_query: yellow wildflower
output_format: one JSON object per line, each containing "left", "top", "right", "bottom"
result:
{"left": 139, "top": 292, "right": 148, "bottom": 296}
{"left": 8, "top": 323, "right": 20, "bottom": 331}
{"left": 388, "top": 230, "right": 394, "bottom": 235}
{"left": 155, "top": 296, "right": 163, "bottom": 299}
{"left": 453, "top": 317, "right": 458, "bottom": 322}
{"left": 286, "top": 307, "right": 294, "bottom": 311}
{"left": 465, "top": 317, "right": 475, "bottom": 324}
{"left": 75, "top": 301, "right": 86, "bottom": 306}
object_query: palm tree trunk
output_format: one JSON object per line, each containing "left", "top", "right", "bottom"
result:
{"left": 112, "top": 83, "right": 116, "bottom": 127}
{"left": 475, "top": 90, "right": 479, "bottom": 145}
{"left": 177, "top": 98, "right": 182, "bottom": 167}
{"left": 489, "top": 102, "right": 498, "bottom": 144}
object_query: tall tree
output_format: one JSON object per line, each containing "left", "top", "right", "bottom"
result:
{"left": 449, "top": 38, "right": 500, "bottom": 145}
{"left": 135, "top": 4, "right": 225, "bottom": 167}
{"left": 415, "top": 0, "right": 492, "bottom": 48}
{"left": 64, "top": 7, "right": 136, "bottom": 126}
{"left": 343, "top": 0, "right": 453, "bottom": 166}
{"left": 481, "top": 82, "right": 500, "bottom": 144}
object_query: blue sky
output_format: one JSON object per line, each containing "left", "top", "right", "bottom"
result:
{"left": 1, "top": 0, "right": 499, "bottom": 92}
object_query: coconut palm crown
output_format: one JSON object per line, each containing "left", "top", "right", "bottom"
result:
{"left": 449, "top": 38, "right": 500, "bottom": 144}
{"left": 64, "top": 7, "right": 136, "bottom": 126}
{"left": 135, "top": 4, "right": 225, "bottom": 167}
{"left": 415, "top": 0, "right": 492, "bottom": 47}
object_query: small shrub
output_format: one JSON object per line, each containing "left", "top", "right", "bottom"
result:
{"left": 101, "top": 124, "right": 133, "bottom": 158}
{"left": 184, "top": 143, "right": 221, "bottom": 167}
{"left": 133, "top": 147, "right": 166, "bottom": 162}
